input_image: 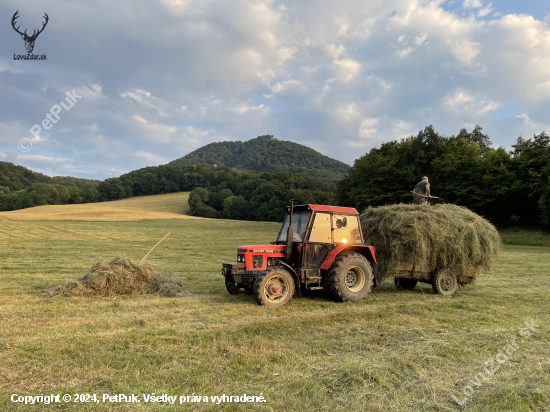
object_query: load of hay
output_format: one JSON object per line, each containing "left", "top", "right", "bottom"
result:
{"left": 360, "top": 203, "right": 500, "bottom": 284}
{"left": 46, "top": 256, "right": 185, "bottom": 297}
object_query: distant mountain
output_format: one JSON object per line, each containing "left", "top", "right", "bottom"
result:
{"left": 169, "top": 135, "right": 350, "bottom": 182}
{"left": 0, "top": 162, "right": 99, "bottom": 192}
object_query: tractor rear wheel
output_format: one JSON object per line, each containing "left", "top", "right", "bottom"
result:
{"left": 254, "top": 266, "right": 295, "bottom": 307}
{"left": 432, "top": 269, "right": 457, "bottom": 295}
{"left": 325, "top": 253, "right": 373, "bottom": 302}
{"left": 394, "top": 277, "right": 418, "bottom": 290}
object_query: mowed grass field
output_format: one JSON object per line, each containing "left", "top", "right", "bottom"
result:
{"left": 0, "top": 192, "right": 195, "bottom": 221}
{"left": 0, "top": 194, "right": 549, "bottom": 411}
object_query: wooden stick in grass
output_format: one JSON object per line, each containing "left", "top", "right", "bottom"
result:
{"left": 255, "top": 231, "right": 266, "bottom": 244}
{"left": 139, "top": 232, "right": 171, "bottom": 266}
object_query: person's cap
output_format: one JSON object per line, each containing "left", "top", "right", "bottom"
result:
{"left": 422, "top": 176, "right": 428, "bottom": 180}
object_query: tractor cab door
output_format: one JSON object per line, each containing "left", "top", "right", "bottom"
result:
{"left": 303, "top": 212, "right": 332, "bottom": 269}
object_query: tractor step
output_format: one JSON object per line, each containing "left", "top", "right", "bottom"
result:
{"left": 307, "top": 286, "right": 324, "bottom": 290}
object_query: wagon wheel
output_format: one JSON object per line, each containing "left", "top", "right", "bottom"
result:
{"left": 431, "top": 269, "right": 457, "bottom": 295}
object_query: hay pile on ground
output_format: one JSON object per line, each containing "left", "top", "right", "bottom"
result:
{"left": 361, "top": 203, "right": 500, "bottom": 284}
{"left": 46, "top": 257, "right": 185, "bottom": 297}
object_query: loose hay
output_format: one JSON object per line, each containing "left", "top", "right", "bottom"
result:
{"left": 360, "top": 203, "right": 500, "bottom": 284}
{"left": 46, "top": 256, "right": 185, "bottom": 297}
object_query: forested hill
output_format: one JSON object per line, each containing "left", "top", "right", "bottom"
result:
{"left": 0, "top": 162, "right": 98, "bottom": 191}
{"left": 169, "top": 135, "right": 350, "bottom": 182}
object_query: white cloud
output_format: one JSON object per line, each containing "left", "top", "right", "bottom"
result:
{"left": 334, "top": 102, "right": 362, "bottom": 123}
{"left": 478, "top": 5, "right": 493, "bottom": 17}
{"left": 16, "top": 155, "right": 69, "bottom": 164}
{"left": 359, "top": 118, "right": 379, "bottom": 139}
{"left": 463, "top": 0, "right": 483, "bottom": 8}
{"left": 132, "top": 115, "right": 148, "bottom": 124}
{"left": 447, "top": 40, "right": 482, "bottom": 65}
{"left": 415, "top": 33, "right": 428, "bottom": 46}
{"left": 326, "top": 43, "right": 346, "bottom": 59}
{"left": 333, "top": 58, "right": 361, "bottom": 83}
{"left": 0, "top": 152, "right": 6, "bottom": 158}
{"left": 133, "top": 151, "right": 169, "bottom": 164}
{"left": 264, "top": 79, "right": 300, "bottom": 98}
{"left": 444, "top": 89, "right": 500, "bottom": 115}
{"left": 129, "top": 115, "right": 179, "bottom": 143}
{"left": 398, "top": 46, "right": 413, "bottom": 57}
{"left": 228, "top": 102, "right": 270, "bottom": 115}
{"left": 157, "top": 0, "right": 189, "bottom": 15}
{"left": 2, "top": 0, "right": 550, "bottom": 177}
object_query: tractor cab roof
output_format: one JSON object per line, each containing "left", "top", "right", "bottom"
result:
{"left": 286, "top": 204, "right": 359, "bottom": 215}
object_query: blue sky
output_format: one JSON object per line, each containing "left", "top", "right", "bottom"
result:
{"left": 0, "top": 0, "right": 549, "bottom": 179}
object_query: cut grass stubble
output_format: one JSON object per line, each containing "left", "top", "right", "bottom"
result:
{"left": 0, "top": 196, "right": 548, "bottom": 411}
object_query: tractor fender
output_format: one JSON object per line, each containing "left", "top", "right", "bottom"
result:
{"left": 274, "top": 260, "right": 301, "bottom": 297}
{"left": 320, "top": 245, "right": 378, "bottom": 284}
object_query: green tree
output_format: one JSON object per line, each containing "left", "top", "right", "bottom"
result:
{"left": 223, "top": 196, "right": 248, "bottom": 220}
{"left": 67, "top": 186, "right": 83, "bottom": 204}
{"left": 81, "top": 183, "right": 100, "bottom": 203}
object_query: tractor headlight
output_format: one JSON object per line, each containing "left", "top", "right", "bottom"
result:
{"left": 237, "top": 254, "right": 244, "bottom": 263}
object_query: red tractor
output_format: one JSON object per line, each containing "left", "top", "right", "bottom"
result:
{"left": 222, "top": 202, "right": 377, "bottom": 307}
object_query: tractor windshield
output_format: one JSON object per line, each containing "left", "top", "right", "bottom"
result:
{"left": 276, "top": 212, "right": 312, "bottom": 243}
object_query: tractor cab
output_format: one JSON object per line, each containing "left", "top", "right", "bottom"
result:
{"left": 275, "top": 204, "right": 364, "bottom": 268}
{"left": 222, "top": 203, "right": 377, "bottom": 307}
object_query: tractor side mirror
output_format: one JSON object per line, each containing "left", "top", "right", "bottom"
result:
{"left": 336, "top": 218, "right": 348, "bottom": 229}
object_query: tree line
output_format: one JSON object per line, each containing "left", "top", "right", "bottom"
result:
{"left": 187, "top": 172, "right": 336, "bottom": 221}
{"left": 0, "top": 162, "right": 100, "bottom": 211}
{"left": 1, "top": 126, "right": 548, "bottom": 228}
{"left": 338, "top": 125, "right": 550, "bottom": 228}
{"left": 0, "top": 162, "right": 335, "bottom": 224}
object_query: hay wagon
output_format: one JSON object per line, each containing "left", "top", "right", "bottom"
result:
{"left": 393, "top": 259, "right": 476, "bottom": 295}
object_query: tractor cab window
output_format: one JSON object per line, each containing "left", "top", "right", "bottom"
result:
{"left": 308, "top": 213, "right": 331, "bottom": 243}
{"left": 276, "top": 212, "right": 312, "bottom": 243}
{"left": 332, "top": 214, "right": 362, "bottom": 244}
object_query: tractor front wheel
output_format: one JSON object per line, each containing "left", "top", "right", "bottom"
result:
{"left": 432, "top": 269, "right": 457, "bottom": 295}
{"left": 325, "top": 253, "right": 373, "bottom": 302}
{"left": 225, "top": 279, "right": 251, "bottom": 295}
{"left": 254, "top": 267, "right": 295, "bottom": 307}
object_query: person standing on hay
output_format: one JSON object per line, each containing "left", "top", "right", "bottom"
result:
{"left": 413, "top": 176, "right": 432, "bottom": 204}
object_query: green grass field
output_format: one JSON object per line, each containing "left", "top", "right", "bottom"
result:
{"left": 500, "top": 228, "right": 550, "bottom": 248}
{"left": 1, "top": 196, "right": 549, "bottom": 411}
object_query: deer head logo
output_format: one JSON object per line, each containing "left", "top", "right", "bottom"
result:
{"left": 11, "top": 11, "right": 49, "bottom": 54}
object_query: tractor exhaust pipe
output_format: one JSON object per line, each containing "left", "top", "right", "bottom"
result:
{"left": 285, "top": 199, "right": 294, "bottom": 260}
